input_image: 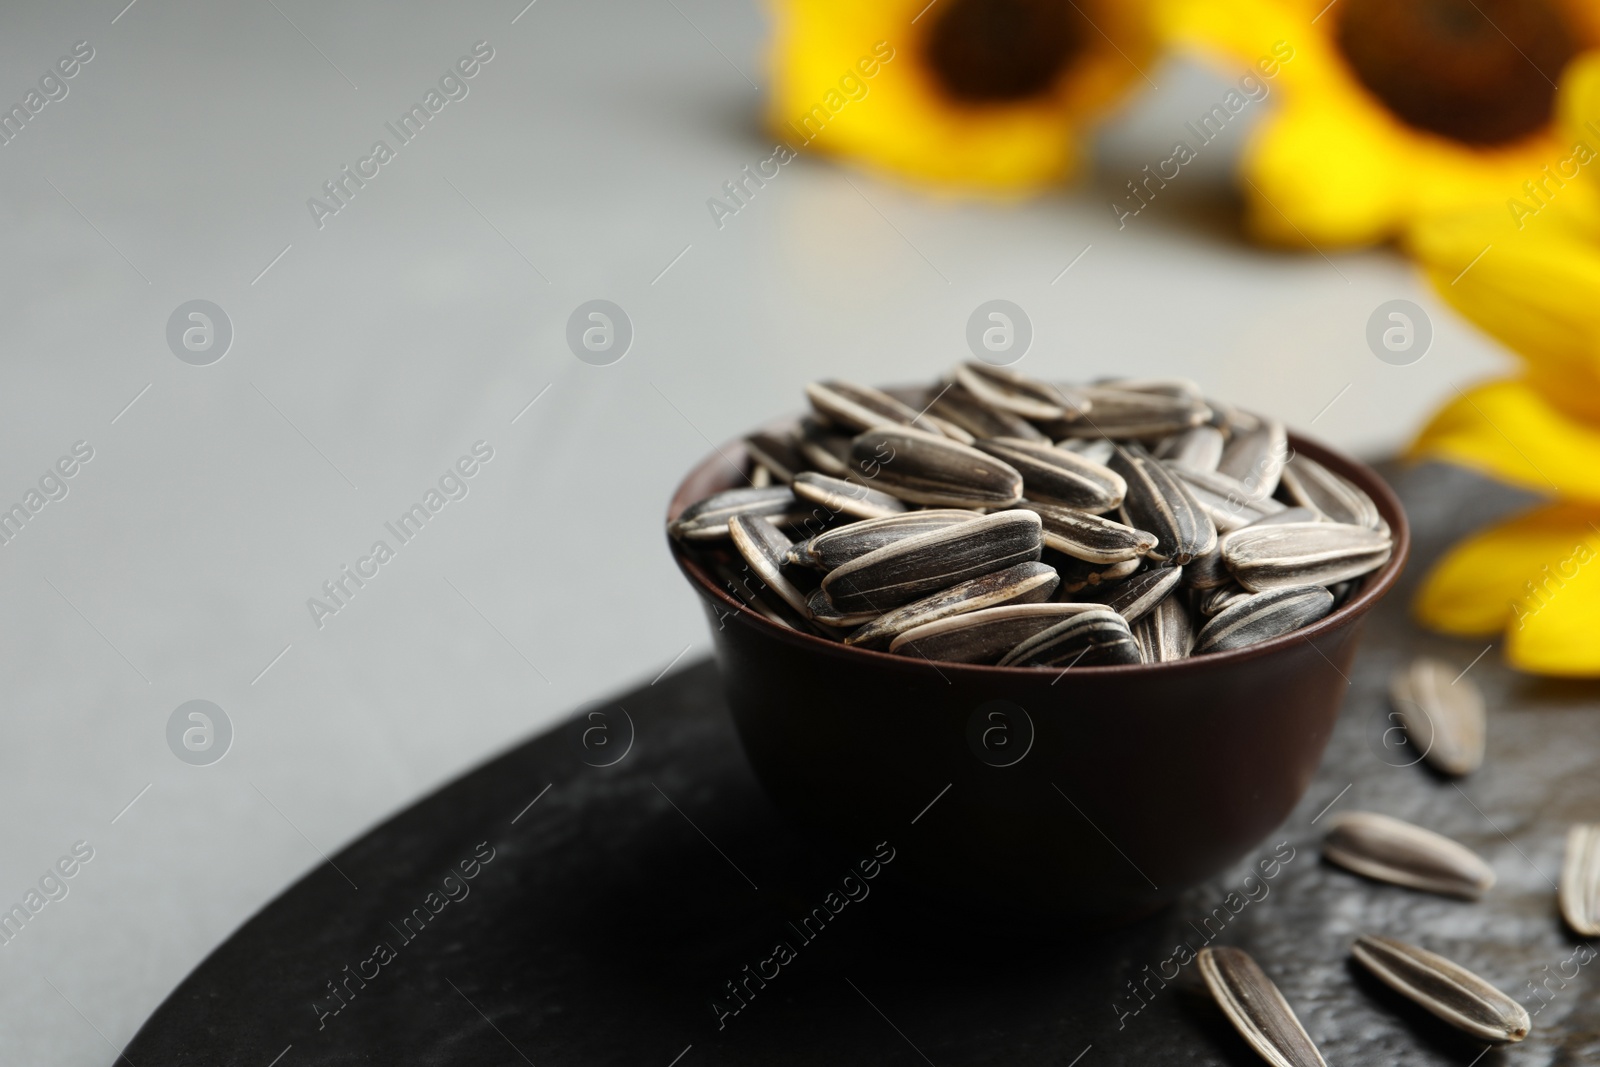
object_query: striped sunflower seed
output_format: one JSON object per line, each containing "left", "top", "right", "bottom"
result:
{"left": 1322, "top": 811, "right": 1494, "bottom": 899}
{"left": 797, "top": 416, "right": 853, "bottom": 477}
{"left": 1155, "top": 424, "right": 1225, "bottom": 472}
{"left": 846, "top": 561, "right": 1058, "bottom": 648}
{"left": 1279, "top": 453, "right": 1383, "bottom": 529}
{"left": 1561, "top": 825, "right": 1600, "bottom": 934}
{"left": 744, "top": 430, "right": 801, "bottom": 484}
{"left": 955, "top": 363, "right": 1088, "bottom": 423}
{"left": 1022, "top": 501, "right": 1159, "bottom": 563}
{"left": 927, "top": 384, "right": 1048, "bottom": 442}
{"left": 1559, "top": 824, "right": 1600, "bottom": 937}
{"left": 670, "top": 486, "right": 795, "bottom": 542}
{"left": 1110, "top": 446, "right": 1217, "bottom": 564}
{"left": 1350, "top": 935, "right": 1529, "bottom": 1043}
{"left": 1086, "top": 565, "right": 1182, "bottom": 623}
{"left": 1055, "top": 387, "right": 1209, "bottom": 439}
{"left": 1222, "top": 521, "right": 1392, "bottom": 593}
{"left": 975, "top": 438, "right": 1125, "bottom": 512}
{"left": 850, "top": 427, "right": 1024, "bottom": 509}
{"left": 1192, "top": 586, "right": 1334, "bottom": 654}
{"left": 890, "top": 601, "right": 1101, "bottom": 664}
{"left": 1132, "top": 593, "right": 1193, "bottom": 662}
{"left": 805, "top": 379, "right": 947, "bottom": 437}
{"left": 789, "top": 509, "right": 976, "bottom": 570}
{"left": 1057, "top": 437, "right": 1115, "bottom": 465}
{"left": 822, "top": 510, "right": 1042, "bottom": 614}
{"left": 791, "top": 471, "right": 908, "bottom": 521}
{"left": 1052, "top": 554, "right": 1141, "bottom": 594}
{"left": 1172, "top": 466, "right": 1286, "bottom": 533}
{"left": 707, "top": 558, "right": 822, "bottom": 636}
{"left": 750, "top": 465, "right": 773, "bottom": 488}
{"left": 1197, "top": 947, "right": 1328, "bottom": 1067}
{"left": 1095, "top": 376, "right": 1204, "bottom": 401}
{"left": 1183, "top": 544, "right": 1233, "bottom": 589}
{"left": 727, "top": 514, "right": 813, "bottom": 620}
{"left": 1247, "top": 506, "right": 1320, "bottom": 528}
{"left": 1389, "top": 656, "right": 1485, "bottom": 777}
{"left": 807, "top": 587, "right": 878, "bottom": 628}
{"left": 1197, "top": 582, "right": 1252, "bottom": 617}
{"left": 995, "top": 607, "right": 1140, "bottom": 668}
{"left": 1217, "top": 418, "right": 1288, "bottom": 500}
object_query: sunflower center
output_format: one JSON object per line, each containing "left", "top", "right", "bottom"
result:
{"left": 924, "top": 0, "right": 1087, "bottom": 103}
{"left": 1335, "top": 0, "right": 1577, "bottom": 145}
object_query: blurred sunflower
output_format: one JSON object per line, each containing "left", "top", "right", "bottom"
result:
{"left": 1401, "top": 54, "right": 1600, "bottom": 674}
{"left": 1160, "top": 0, "right": 1600, "bottom": 247}
{"left": 766, "top": 0, "right": 1156, "bottom": 192}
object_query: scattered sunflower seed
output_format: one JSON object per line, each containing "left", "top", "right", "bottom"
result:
{"left": 669, "top": 486, "right": 795, "bottom": 542}
{"left": 1559, "top": 824, "right": 1600, "bottom": 937}
{"left": 975, "top": 437, "right": 1125, "bottom": 512}
{"left": 1350, "top": 934, "right": 1529, "bottom": 1043}
{"left": 791, "top": 471, "right": 908, "bottom": 521}
{"left": 846, "top": 561, "right": 1058, "bottom": 648}
{"left": 789, "top": 509, "right": 976, "bottom": 570}
{"left": 822, "top": 510, "right": 1042, "bottom": 614}
{"left": 890, "top": 601, "right": 1101, "bottom": 664}
{"left": 1132, "top": 593, "right": 1193, "bottom": 663}
{"left": 1322, "top": 811, "right": 1494, "bottom": 899}
{"left": 1222, "top": 521, "right": 1392, "bottom": 593}
{"left": 996, "top": 607, "right": 1140, "bottom": 668}
{"left": 850, "top": 428, "right": 1024, "bottom": 509}
{"left": 1197, "top": 946, "right": 1328, "bottom": 1067}
{"left": 1192, "top": 586, "right": 1334, "bottom": 654}
{"left": 1389, "top": 656, "right": 1485, "bottom": 777}
{"left": 1111, "top": 445, "right": 1217, "bottom": 564}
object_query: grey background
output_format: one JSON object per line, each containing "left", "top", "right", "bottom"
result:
{"left": 0, "top": 0, "right": 1504, "bottom": 1062}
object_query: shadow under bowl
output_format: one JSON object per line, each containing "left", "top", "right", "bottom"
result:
{"left": 668, "top": 429, "right": 1409, "bottom": 931}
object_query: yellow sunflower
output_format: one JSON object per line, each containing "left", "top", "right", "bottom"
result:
{"left": 1160, "top": 0, "right": 1600, "bottom": 247}
{"left": 1401, "top": 53, "right": 1600, "bottom": 675}
{"left": 766, "top": 0, "right": 1156, "bottom": 192}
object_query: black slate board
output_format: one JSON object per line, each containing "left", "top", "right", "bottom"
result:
{"left": 125, "top": 463, "right": 1600, "bottom": 1067}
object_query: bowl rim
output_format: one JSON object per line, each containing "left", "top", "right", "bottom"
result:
{"left": 667, "top": 423, "right": 1410, "bottom": 677}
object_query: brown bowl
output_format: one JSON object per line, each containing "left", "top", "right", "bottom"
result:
{"left": 668, "top": 429, "right": 1408, "bottom": 930}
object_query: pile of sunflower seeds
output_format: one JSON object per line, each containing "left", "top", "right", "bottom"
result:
{"left": 670, "top": 366, "right": 1392, "bottom": 668}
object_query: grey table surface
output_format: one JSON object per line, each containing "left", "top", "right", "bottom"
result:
{"left": 0, "top": 0, "right": 1511, "bottom": 1063}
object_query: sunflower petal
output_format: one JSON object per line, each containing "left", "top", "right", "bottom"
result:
{"left": 1415, "top": 503, "right": 1600, "bottom": 636}
{"left": 1505, "top": 519, "right": 1600, "bottom": 676}
{"left": 1408, "top": 378, "right": 1600, "bottom": 501}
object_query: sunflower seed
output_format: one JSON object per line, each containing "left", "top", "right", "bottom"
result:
{"left": 1184, "top": 544, "right": 1233, "bottom": 589}
{"left": 1322, "top": 811, "right": 1494, "bottom": 899}
{"left": 1096, "top": 376, "right": 1204, "bottom": 401}
{"left": 1155, "top": 424, "right": 1226, "bottom": 472}
{"left": 1172, "top": 465, "right": 1286, "bottom": 533}
{"left": 927, "top": 384, "right": 1048, "bottom": 442}
{"left": 996, "top": 607, "right": 1140, "bottom": 667}
{"left": 1052, "top": 553, "right": 1142, "bottom": 594}
{"left": 1022, "top": 501, "right": 1159, "bottom": 563}
{"left": 727, "top": 514, "right": 813, "bottom": 619}
{"left": 1389, "top": 656, "right": 1485, "bottom": 777}
{"left": 1197, "top": 947, "right": 1328, "bottom": 1067}
{"left": 744, "top": 430, "right": 802, "bottom": 484}
{"left": 956, "top": 363, "right": 1090, "bottom": 422}
{"left": 1132, "top": 593, "right": 1193, "bottom": 662}
{"left": 1222, "top": 521, "right": 1392, "bottom": 592}
{"left": 1055, "top": 387, "right": 1210, "bottom": 438}
{"left": 1561, "top": 824, "right": 1600, "bottom": 937}
{"left": 1086, "top": 565, "right": 1182, "bottom": 623}
{"left": 797, "top": 416, "right": 853, "bottom": 477}
{"left": 1192, "top": 586, "right": 1334, "bottom": 654}
{"left": 1279, "top": 453, "right": 1383, "bottom": 529}
{"left": 975, "top": 438, "right": 1125, "bottom": 512}
{"left": 1350, "top": 935, "right": 1529, "bottom": 1043}
{"left": 1247, "top": 506, "right": 1321, "bottom": 528}
{"left": 1217, "top": 418, "right": 1287, "bottom": 500}
{"left": 1110, "top": 446, "right": 1217, "bottom": 564}
{"left": 789, "top": 509, "right": 977, "bottom": 570}
{"left": 807, "top": 587, "right": 878, "bottom": 628}
{"left": 669, "top": 486, "right": 796, "bottom": 542}
{"left": 850, "top": 428, "right": 1024, "bottom": 508}
{"left": 791, "top": 471, "right": 908, "bottom": 521}
{"left": 1197, "top": 582, "right": 1252, "bottom": 617}
{"left": 805, "top": 379, "right": 948, "bottom": 437}
{"left": 890, "top": 601, "right": 1102, "bottom": 664}
{"left": 822, "top": 510, "right": 1042, "bottom": 613}
{"left": 918, "top": 412, "right": 977, "bottom": 444}
{"left": 846, "top": 561, "right": 1059, "bottom": 648}
{"left": 1057, "top": 437, "right": 1115, "bottom": 465}
{"left": 707, "top": 557, "right": 822, "bottom": 636}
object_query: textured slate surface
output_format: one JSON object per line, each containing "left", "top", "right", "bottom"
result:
{"left": 123, "top": 462, "right": 1600, "bottom": 1066}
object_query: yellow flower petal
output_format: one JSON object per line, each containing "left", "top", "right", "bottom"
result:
{"left": 1505, "top": 519, "right": 1600, "bottom": 675}
{"left": 1415, "top": 503, "right": 1600, "bottom": 638}
{"left": 1408, "top": 378, "right": 1600, "bottom": 501}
